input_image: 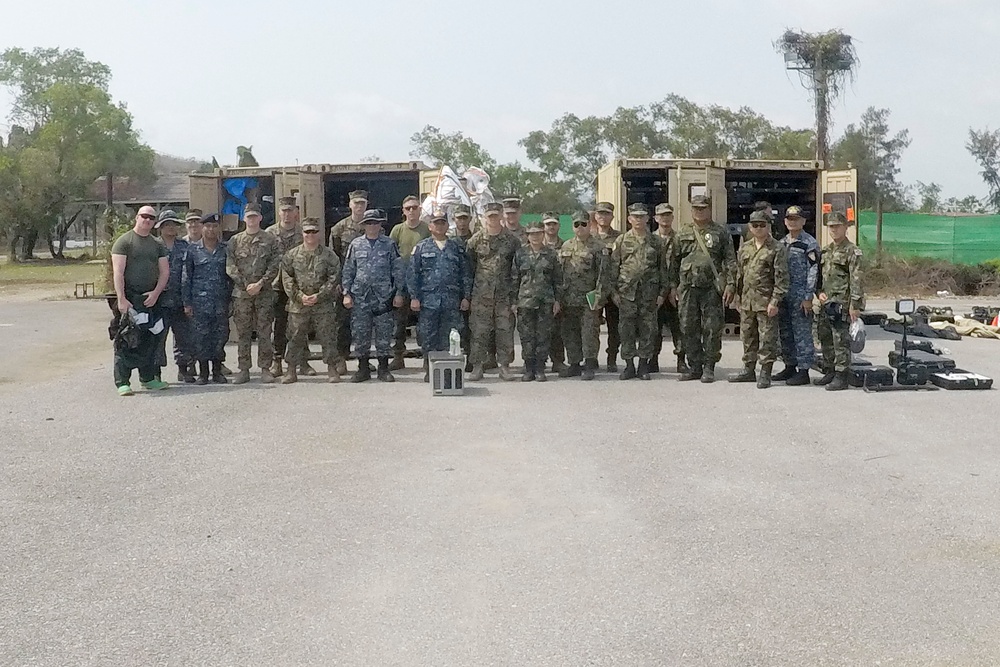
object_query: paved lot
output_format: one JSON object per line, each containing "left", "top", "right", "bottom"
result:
{"left": 2, "top": 297, "right": 1000, "bottom": 666}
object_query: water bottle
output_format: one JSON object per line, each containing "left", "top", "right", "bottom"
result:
{"left": 449, "top": 328, "right": 461, "bottom": 356}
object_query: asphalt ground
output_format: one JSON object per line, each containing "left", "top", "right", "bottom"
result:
{"left": 2, "top": 296, "right": 1000, "bottom": 666}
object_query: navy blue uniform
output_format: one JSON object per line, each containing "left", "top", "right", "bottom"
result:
{"left": 341, "top": 235, "right": 404, "bottom": 358}
{"left": 183, "top": 241, "right": 230, "bottom": 362}
{"left": 407, "top": 237, "right": 472, "bottom": 353}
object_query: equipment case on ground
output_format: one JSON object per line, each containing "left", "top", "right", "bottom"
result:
{"left": 929, "top": 370, "right": 994, "bottom": 390}
{"left": 888, "top": 349, "right": 956, "bottom": 371}
{"left": 849, "top": 363, "right": 894, "bottom": 388}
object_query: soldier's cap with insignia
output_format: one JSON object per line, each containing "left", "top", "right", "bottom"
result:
{"left": 524, "top": 220, "right": 544, "bottom": 234}
{"left": 453, "top": 203, "right": 472, "bottom": 218}
{"left": 748, "top": 210, "right": 771, "bottom": 223}
{"left": 542, "top": 211, "right": 560, "bottom": 224}
{"left": 627, "top": 203, "right": 649, "bottom": 216}
{"left": 361, "top": 208, "right": 386, "bottom": 224}
{"left": 349, "top": 190, "right": 368, "bottom": 202}
{"left": 200, "top": 213, "right": 221, "bottom": 225}
{"left": 184, "top": 208, "right": 204, "bottom": 222}
{"left": 155, "top": 209, "right": 182, "bottom": 228}
{"left": 571, "top": 210, "right": 591, "bottom": 224}
{"left": 430, "top": 208, "right": 448, "bottom": 223}
{"left": 301, "top": 217, "right": 321, "bottom": 231}
{"left": 595, "top": 201, "right": 615, "bottom": 213}
{"left": 484, "top": 202, "right": 504, "bottom": 214}
{"left": 654, "top": 203, "right": 674, "bottom": 215}
{"left": 690, "top": 194, "right": 711, "bottom": 208}
{"left": 501, "top": 197, "right": 522, "bottom": 213}
{"left": 244, "top": 202, "right": 263, "bottom": 217}
{"left": 785, "top": 205, "right": 806, "bottom": 219}
{"left": 824, "top": 211, "right": 849, "bottom": 226}
{"left": 278, "top": 196, "right": 298, "bottom": 210}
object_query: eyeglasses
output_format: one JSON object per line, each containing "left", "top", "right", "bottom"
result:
{"left": 403, "top": 205, "right": 419, "bottom": 211}
{"left": 303, "top": 229, "right": 319, "bottom": 234}
{"left": 139, "top": 214, "right": 156, "bottom": 221}
{"left": 749, "top": 222, "right": 769, "bottom": 229}
{"left": 573, "top": 221, "right": 589, "bottom": 228}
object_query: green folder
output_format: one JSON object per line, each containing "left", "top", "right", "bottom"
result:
{"left": 586, "top": 290, "right": 600, "bottom": 310}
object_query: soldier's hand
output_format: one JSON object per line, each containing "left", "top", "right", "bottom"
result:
{"left": 246, "top": 281, "right": 262, "bottom": 297}
{"left": 849, "top": 308, "right": 860, "bottom": 322}
{"left": 668, "top": 288, "right": 678, "bottom": 307}
{"left": 410, "top": 299, "right": 421, "bottom": 311}
{"left": 460, "top": 299, "right": 470, "bottom": 312}
{"left": 303, "top": 294, "right": 317, "bottom": 306}
{"left": 343, "top": 295, "right": 354, "bottom": 309}
{"left": 117, "top": 296, "right": 132, "bottom": 313}
{"left": 142, "top": 291, "right": 160, "bottom": 307}
{"left": 656, "top": 295, "right": 665, "bottom": 307}
{"left": 722, "top": 286, "right": 735, "bottom": 307}
{"left": 184, "top": 306, "right": 193, "bottom": 318}
{"left": 818, "top": 292, "right": 828, "bottom": 304}
{"left": 801, "top": 299, "right": 813, "bottom": 315}
{"left": 553, "top": 302, "right": 561, "bottom": 315}
{"left": 731, "top": 297, "right": 741, "bottom": 311}
{"left": 766, "top": 304, "right": 779, "bottom": 318}
{"left": 393, "top": 295, "right": 404, "bottom": 308}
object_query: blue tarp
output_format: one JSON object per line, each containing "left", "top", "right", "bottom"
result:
{"left": 221, "top": 178, "right": 258, "bottom": 218}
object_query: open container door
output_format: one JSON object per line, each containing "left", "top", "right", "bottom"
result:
{"left": 670, "top": 165, "right": 709, "bottom": 227}
{"left": 596, "top": 160, "right": 626, "bottom": 231}
{"left": 188, "top": 173, "right": 221, "bottom": 215}
{"left": 819, "top": 168, "right": 858, "bottom": 246}
{"left": 275, "top": 170, "right": 299, "bottom": 203}
{"left": 706, "top": 166, "right": 727, "bottom": 224}
{"left": 299, "top": 171, "right": 325, "bottom": 239}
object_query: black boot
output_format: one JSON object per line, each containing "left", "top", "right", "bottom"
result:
{"left": 377, "top": 357, "right": 395, "bottom": 382}
{"left": 352, "top": 357, "right": 372, "bottom": 383}
{"left": 422, "top": 358, "right": 430, "bottom": 383}
{"left": 606, "top": 353, "right": 618, "bottom": 374}
{"left": 195, "top": 361, "right": 210, "bottom": 385}
{"left": 772, "top": 364, "right": 796, "bottom": 382}
{"left": 679, "top": 365, "right": 703, "bottom": 381}
{"left": 619, "top": 358, "right": 636, "bottom": 380}
{"left": 729, "top": 365, "right": 757, "bottom": 383}
{"left": 757, "top": 364, "right": 772, "bottom": 389}
{"left": 178, "top": 363, "right": 196, "bottom": 383}
{"left": 676, "top": 355, "right": 690, "bottom": 375}
{"left": 648, "top": 357, "right": 660, "bottom": 373}
{"left": 826, "top": 370, "right": 849, "bottom": 391}
{"left": 536, "top": 362, "right": 548, "bottom": 382}
{"left": 559, "top": 362, "right": 581, "bottom": 378}
{"left": 581, "top": 358, "right": 596, "bottom": 381}
{"left": 813, "top": 370, "right": 836, "bottom": 386}
{"left": 637, "top": 358, "right": 651, "bottom": 380}
{"left": 211, "top": 360, "right": 228, "bottom": 384}
{"left": 700, "top": 364, "right": 716, "bottom": 383}
{"left": 786, "top": 368, "right": 811, "bottom": 386}
{"left": 521, "top": 359, "right": 536, "bottom": 382}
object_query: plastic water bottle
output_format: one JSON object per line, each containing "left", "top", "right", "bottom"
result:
{"left": 449, "top": 328, "right": 461, "bottom": 356}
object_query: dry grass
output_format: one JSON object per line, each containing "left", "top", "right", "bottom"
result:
{"left": 0, "top": 258, "right": 105, "bottom": 295}
{"left": 866, "top": 255, "right": 1000, "bottom": 297}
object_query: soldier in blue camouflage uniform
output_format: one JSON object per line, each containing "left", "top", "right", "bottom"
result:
{"left": 512, "top": 220, "right": 562, "bottom": 382}
{"left": 342, "top": 209, "right": 405, "bottom": 382}
{"left": 182, "top": 214, "right": 230, "bottom": 384}
{"left": 153, "top": 210, "right": 193, "bottom": 383}
{"left": 773, "top": 205, "right": 820, "bottom": 386}
{"left": 407, "top": 209, "right": 472, "bottom": 382}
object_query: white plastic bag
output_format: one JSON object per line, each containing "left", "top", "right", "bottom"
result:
{"left": 849, "top": 318, "right": 866, "bottom": 353}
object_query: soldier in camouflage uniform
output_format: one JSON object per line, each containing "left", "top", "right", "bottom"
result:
{"left": 773, "top": 205, "right": 820, "bottom": 386}
{"left": 388, "top": 195, "right": 431, "bottom": 370}
{"left": 226, "top": 202, "right": 282, "bottom": 384}
{"left": 182, "top": 214, "right": 230, "bottom": 385}
{"left": 341, "top": 209, "right": 405, "bottom": 383}
{"left": 450, "top": 204, "right": 475, "bottom": 368}
{"left": 813, "top": 212, "right": 865, "bottom": 391}
{"left": 652, "top": 203, "right": 685, "bottom": 374}
{"left": 541, "top": 212, "right": 566, "bottom": 374}
{"left": 153, "top": 210, "right": 193, "bottom": 383}
{"left": 601, "top": 203, "right": 668, "bottom": 381}
{"left": 267, "top": 196, "right": 308, "bottom": 378}
{"left": 329, "top": 189, "right": 368, "bottom": 373}
{"left": 728, "top": 210, "right": 789, "bottom": 389}
{"left": 407, "top": 209, "right": 472, "bottom": 382}
{"left": 512, "top": 220, "right": 562, "bottom": 382}
{"left": 557, "top": 210, "right": 606, "bottom": 380}
{"left": 467, "top": 202, "right": 519, "bottom": 381}
{"left": 502, "top": 196, "right": 527, "bottom": 246}
{"left": 279, "top": 217, "right": 343, "bottom": 384}
{"left": 594, "top": 201, "right": 622, "bottom": 372}
{"left": 669, "top": 194, "right": 737, "bottom": 383}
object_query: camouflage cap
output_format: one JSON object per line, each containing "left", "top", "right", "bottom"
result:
{"left": 595, "top": 201, "right": 615, "bottom": 213}
{"left": 501, "top": 197, "right": 522, "bottom": 212}
{"left": 484, "top": 202, "right": 504, "bottom": 214}
{"left": 278, "top": 196, "right": 297, "bottom": 210}
{"left": 748, "top": 210, "right": 771, "bottom": 224}
{"left": 361, "top": 208, "right": 386, "bottom": 223}
{"left": 155, "top": 209, "right": 182, "bottom": 228}
{"left": 349, "top": 190, "right": 368, "bottom": 202}
{"left": 690, "top": 194, "right": 711, "bottom": 208}
{"left": 453, "top": 203, "right": 472, "bottom": 218}
{"left": 785, "top": 205, "right": 805, "bottom": 219}
{"left": 200, "top": 213, "right": 221, "bottom": 225}
{"left": 654, "top": 203, "right": 674, "bottom": 215}
{"left": 542, "top": 211, "right": 560, "bottom": 224}
{"left": 524, "top": 220, "right": 544, "bottom": 234}
{"left": 301, "top": 217, "right": 321, "bottom": 231}
{"left": 429, "top": 208, "right": 448, "bottom": 223}
{"left": 185, "top": 208, "right": 204, "bottom": 222}
{"left": 571, "top": 210, "right": 591, "bottom": 224}
{"left": 627, "top": 203, "right": 649, "bottom": 216}
{"left": 824, "top": 211, "right": 849, "bottom": 226}
{"left": 244, "top": 202, "right": 263, "bottom": 217}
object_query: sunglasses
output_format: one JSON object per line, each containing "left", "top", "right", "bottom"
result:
{"left": 303, "top": 229, "right": 320, "bottom": 235}
{"left": 749, "top": 222, "right": 769, "bottom": 229}
{"left": 403, "top": 205, "right": 420, "bottom": 211}
{"left": 573, "top": 221, "right": 589, "bottom": 228}
{"left": 139, "top": 214, "right": 156, "bottom": 221}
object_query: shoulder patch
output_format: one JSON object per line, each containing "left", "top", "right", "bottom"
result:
{"left": 854, "top": 248, "right": 863, "bottom": 257}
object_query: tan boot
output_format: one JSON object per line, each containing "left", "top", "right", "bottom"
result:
{"left": 327, "top": 364, "right": 341, "bottom": 383}
{"left": 260, "top": 368, "right": 276, "bottom": 384}
{"left": 389, "top": 351, "right": 405, "bottom": 371}
{"left": 270, "top": 357, "right": 284, "bottom": 378}
{"left": 232, "top": 369, "right": 250, "bottom": 385}
{"left": 336, "top": 359, "right": 348, "bottom": 375}
{"left": 281, "top": 368, "right": 298, "bottom": 384}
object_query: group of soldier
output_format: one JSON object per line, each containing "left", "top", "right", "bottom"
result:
{"left": 142, "top": 187, "right": 864, "bottom": 392}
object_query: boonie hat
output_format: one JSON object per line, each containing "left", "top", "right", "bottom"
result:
{"left": 155, "top": 209, "right": 182, "bottom": 228}
{"left": 690, "top": 194, "right": 711, "bottom": 208}
{"left": 654, "top": 203, "right": 674, "bottom": 215}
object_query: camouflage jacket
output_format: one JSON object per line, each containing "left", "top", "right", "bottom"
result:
{"left": 544, "top": 236, "right": 564, "bottom": 251}
{"left": 506, "top": 224, "right": 528, "bottom": 246}
{"left": 594, "top": 227, "right": 620, "bottom": 250}
{"left": 736, "top": 236, "right": 790, "bottom": 311}
{"left": 160, "top": 237, "right": 189, "bottom": 308}
{"left": 670, "top": 222, "right": 737, "bottom": 293}
{"left": 557, "top": 236, "right": 606, "bottom": 308}
{"left": 341, "top": 235, "right": 404, "bottom": 306}
{"left": 329, "top": 215, "right": 364, "bottom": 261}
{"left": 603, "top": 231, "right": 668, "bottom": 303}
{"left": 781, "top": 231, "right": 820, "bottom": 302}
{"left": 225, "top": 230, "right": 281, "bottom": 298}
{"left": 182, "top": 241, "right": 230, "bottom": 315}
{"left": 513, "top": 245, "right": 561, "bottom": 309}
{"left": 281, "top": 244, "right": 342, "bottom": 313}
{"left": 406, "top": 237, "right": 472, "bottom": 310}
{"left": 467, "top": 229, "right": 520, "bottom": 305}
{"left": 654, "top": 228, "right": 677, "bottom": 279}
{"left": 268, "top": 223, "right": 303, "bottom": 290}
{"left": 820, "top": 239, "right": 865, "bottom": 311}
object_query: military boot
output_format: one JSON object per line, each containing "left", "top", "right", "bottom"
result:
{"left": 377, "top": 357, "right": 395, "bottom": 382}
{"left": 536, "top": 363, "right": 548, "bottom": 382}
{"left": 786, "top": 368, "right": 811, "bottom": 386}
{"left": 676, "top": 355, "right": 690, "bottom": 375}
{"left": 581, "top": 358, "right": 597, "bottom": 381}
{"left": 521, "top": 360, "right": 536, "bottom": 382}
{"left": 606, "top": 353, "right": 619, "bottom": 374}
{"left": 637, "top": 358, "right": 651, "bottom": 381}
{"left": 679, "top": 365, "right": 703, "bottom": 381}
{"left": 299, "top": 361, "right": 317, "bottom": 376}
{"left": 422, "top": 358, "right": 430, "bottom": 383}
{"left": 281, "top": 367, "right": 298, "bottom": 385}
{"left": 178, "top": 364, "right": 196, "bottom": 384}
{"left": 619, "top": 358, "right": 637, "bottom": 380}
{"left": 233, "top": 368, "right": 250, "bottom": 385}
{"left": 484, "top": 356, "right": 499, "bottom": 371}
{"left": 219, "top": 363, "right": 233, "bottom": 376}
{"left": 550, "top": 359, "right": 566, "bottom": 374}
{"left": 211, "top": 361, "right": 228, "bottom": 384}
{"left": 813, "top": 370, "right": 836, "bottom": 386}
{"left": 825, "top": 370, "right": 850, "bottom": 391}
{"left": 559, "top": 362, "right": 581, "bottom": 378}
{"left": 772, "top": 364, "right": 796, "bottom": 382}
{"left": 270, "top": 356, "right": 284, "bottom": 378}
{"left": 728, "top": 365, "right": 757, "bottom": 383}
{"left": 700, "top": 364, "right": 716, "bottom": 383}
{"left": 327, "top": 363, "right": 341, "bottom": 384}
{"left": 648, "top": 357, "right": 660, "bottom": 373}
{"left": 498, "top": 364, "right": 515, "bottom": 381}
{"left": 389, "top": 351, "right": 406, "bottom": 371}
{"left": 195, "top": 361, "right": 210, "bottom": 386}
{"left": 757, "top": 364, "right": 773, "bottom": 389}
{"left": 336, "top": 359, "right": 349, "bottom": 376}
{"left": 260, "top": 368, "right": 276, "bottom": 384}
{"left": 351, "top": 358, "right": 372, "bottom": 383}
{"left": 469, "top": 364, "right": 484, "bottom": 381}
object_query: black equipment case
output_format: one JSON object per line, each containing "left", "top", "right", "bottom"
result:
{"left": 849, "top": 364, "right": 894, "bottom": 388}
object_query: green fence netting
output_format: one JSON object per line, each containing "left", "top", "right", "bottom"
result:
{"left": 857, "top": 212, "right": 1000, "bottom": 265}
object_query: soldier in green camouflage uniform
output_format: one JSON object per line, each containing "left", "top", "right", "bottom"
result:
{"left": 557, "top": 210, "right": 606, "bottom": 380}
{"left": 542, "top": 212, "right": 566, "bottom": 373}
{"left": 268, "top": 196, "right": 307, "bottom": 378}
{"left": 652, "top": 203, "right": 686, "bottom": 374}
{"left": 601, "top": 203, "right": 668, "bottom": 381}
{"left": 813, "top": 212, "right": 865, "bottom": 391}
{"left": 669, "top": 194, "right": 737, "bottom": 383}
{"left": 279, "top": 217, "right": 343, "bottom": 384}
{"left": 728, "top": 210, "right": 789, "bottom": 389}
{"left": 513, "top": 220, "right": 562, "bottom": 382}
{"left": 594, "top": 202, "right": 622, "bottom": 372}
{"left": 502, "top": 196, "right": 527, "bottom": 246}
{"left": 467, "top": 202, "right": 519, "bottom": 381}
{"left": 328, "top": 189, "right": 368, "bottom": 373}
{"left": 226, "top": 202, "right": 282, "bottom": 384}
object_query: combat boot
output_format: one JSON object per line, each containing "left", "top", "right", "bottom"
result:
{"left": 219, "top": 363, "right": 233, "bottom": 376}
{"left": 327, "top": 363, "right": 341, "bottom": 384}
{"left": 336, "top": 359, "right": 348, "bottom": 376}
{"left": 679, "top": 365, "right": 703, "bottom": 381}
{"left": 281, "top": 367, "right": 298, "bottom": 385}
{"left": 178, "top": 364, "right": 196, "bottom": 384}
{"left": 676, "top": 355, "right": 690, "bottom": 375}
{"left": 195, "top": 361, "right": 210, "bottom": 386}
{"left": 260, "top": 368, "right": 276, "bottom": 384}
{"left": 728, "top": 365, "right": 757, "bottom": 383}
{"left": 233, "top": 368, "right": 250, "bottom": 385}
{"left": 550, "top": 359, "right": 566, "bottom": 374}
{"left": 352, "top": 358, "right": 372, "bottom": 383}
{"left": 581, "top": 358, "right": 597, "bottom": 381}
{"left": 606, "top": 353, "right": 619, "bottom": 374}
{"left": 422, "top": 359, "right": 430, "bottom": 383}
{"left": 211, "top": 361, "right": 228, "bottom": 384}
{"left": 637, "top": 358, "right": 651, "bottom": 381}
{"left": 299, "top": 361, "right": 317, "bottom": 376}
{"left": 498, "top": 364, "right": 515, "bottom": 381}
{"left": 619, "top": 358, "right": 636, "bottom": 380}
{"left": 270, "top": 356, "right": 284, "bottom": 378}
{"left": 484, "top": 356, "right": 499, "bottom": 371}
{"left": 536, "top": 363, "right": 548, "bottom": 382}
{"left": 559, "top": 362, "right": 581, "bottom": 378}
{"left": 376, "top": 357, "right": 395, "bottom": 382}
{"left": 757, "top": 364, "right": 773, "bottom": 389}
{"left": 389, "top": 351, "right": 406, "bottom": 371}
{"left": 786, "top": 368, "right": 811, "bottom": 386}
{"left": 469, "top": 364, "right": 484, "bottom": 381}
{"left": 700, "top": 364, "right": 716, "bottom": 383}
{"left": 772, "top": 364, "right": 796, "bottom": 382}
{"left": 648, "top": 357, "right": 660, "bottom": 373}
{"left": 825, "top": 370, "right": 849, "bottom": 391}
{"left": 813, "top": 370, "right": 836, "bottom": 386}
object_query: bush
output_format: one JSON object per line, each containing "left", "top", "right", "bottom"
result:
{"left": 864, "top": 254, "right": 1000, "bottom": 297}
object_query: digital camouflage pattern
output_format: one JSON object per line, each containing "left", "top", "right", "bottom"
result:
{"left": 281, "top": 244, "right": 342, "bottom": 366}
{"left": 342, "top": 234, "right": 404, "bottom": 358}
{"left": 779, "top": 230, "right": 820, "bottom": 369}
{"left": 513, "top": 245, "right": 561, "bottom": 367}
{"left": 466, "top": 229, "right": 519, "bottom": 365}
{"left": 329, "top": 215, "right": 365, "bottom": 358}
{"left": 226, "top": 229, "right": 281, "bottom": 370}
{"left": 603, "top": 231, "right": 668, "bottom": 360}
{"left": 594, "top": 227, "right": 622, "bottom": 358}
{"left": 407, "top": 236, "right": 472, "bottom": 353}
{"left": 268, "top": 222, "right": 303, "bottom": 358}
{"left": 557, "top": 235, "right": 606, "bottom": 364}
{"left": 182, "top": 241, "right": 230, "bottom": 362}
{"left": 158, "top": 238, "right": 192, "bottom": 368}
{"left": 653, "top": 228, "right": 682, "bottom": 360}
{"left": 815, "top": 238, "right": 865, "bottom": 372}
{"left": 736, "top": 236, "right": 789, "bottom": 366}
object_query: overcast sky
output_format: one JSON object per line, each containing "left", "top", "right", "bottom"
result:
{"left": 2, "top": 0, "right": 997, "bottom": 199}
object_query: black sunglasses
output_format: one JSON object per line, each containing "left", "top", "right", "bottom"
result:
{"left": 403, "top": 205, "right": 420, "bottom": 211}
{"left": 303, "top": 229, "right": 320, "bottom": 234}
{"left": 573, "top": 221, "right": 589, "bottom": 228}
{"left": 139, "top": 213, "right": 156, "bottom": 221}
{"left": 749, "top": 222, "right": 768, "bottom": 228}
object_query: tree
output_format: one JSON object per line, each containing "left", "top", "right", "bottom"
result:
{"left": 775, "top": 29, "right": 859, "bottom": 165}
{"left": 830, "top": 107, "right": 911, "bottom": 211}
{"left": 915, "top": 181, "right": 942, "bottom": 213}
{"left": 409, "top": 125, "right": 497, "bottom": 173}
{"left": 942, "top": 195, "right": 988, "bottom": 214}
{"left": 966, "top": 128, "right": 1000, "bottom": 212}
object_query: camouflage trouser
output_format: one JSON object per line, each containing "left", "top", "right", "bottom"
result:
{"left": 191, "top": 306, "right": 229, "bottom": 362}
{"left": 273, "top": 292, "right": 289, "bottom": 359}
{"left": 517, "top": 305, "right": 554, "bottom": 366}
{"left": 679, "top": 286, "right": 724, "bottom": 369}
{"left": 460, "top": 309, "right": 471, "bottom": 358}
{"left": 351, "top": 302, "right": 394, "bottom": 358}
{"left": 233, "top": 291, "right": 276, "bottom": 370}
{"left": 470, "top": 299, "right": 514, "bottom": 366}
{"left": 779, "top": 298, "right": 815, "bottom": 369}
{"left": 814, "top": 311, "right": 851, "bottom": 372}
{"left": 601, "top": 302, "right": 620, "bottom": 357}
{"left": 418, "top": 305, "right": 463, "bottom": 354}
{"left": 617, "top": 294, "right": 659, "bottom": 360}
{"left": 653, "top": 301, "right": 683, "bottom": 359}
{"left": 740, "top": 309, "right": 780, "bottom": 367}
{"left": 548, "top": 310, "right": 564, "bottom": 365}
{"left": 393, "top": 300, "right": 418, "bottom": 353}
{"left": 336, "top": 300, "right": 352, "bottom": 358}
{"left": 286, "top": 307, "right": 339, "bottom": 367}
{"left": 157, "top": 304, "right": 192, "bottom": 368}
{"left": 561, "top": 305, "right": 600, "bottom": 365}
